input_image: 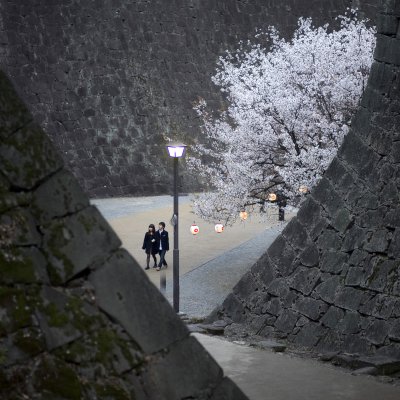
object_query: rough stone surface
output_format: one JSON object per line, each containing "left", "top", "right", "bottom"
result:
{"left": 215, "top": 3, "right": 400, "bottom": 372}
{"left": 0, "top": 73, "right": 245, "bottom": 399}
{"left": 0, "top": 0, "right": 379, "bottom": 197}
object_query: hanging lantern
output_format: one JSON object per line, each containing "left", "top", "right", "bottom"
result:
{"left": 268, "top": 193, "right": 277, "bottom": 202}
{"left": 239, "top": 210, "right": 248, "bottom": 221}
{"left": 190, "top": 223, "right": 199, "bottom": 235}
{"left": 299, "top": 185, "right": 308, "bottom": 194}
{"left": 215, "top": 223, "right": 224, "bottom": 233}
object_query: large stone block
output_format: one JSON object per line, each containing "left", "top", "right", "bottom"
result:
{"left": 282, "top": 217, "right": 310, "bottom": 250}
{"left": 293, "top": 322, "right": 327, "bottom": 348}
{"left": 42, "top": 206, "right": 121, "bottom": 284}
{"left": 288, "top": 267, "right": 320, "bottom": 296}
{"left": 35, "top": 286, "right": 96, "bottom": 351}
{"left": 299, "top": 244, "right": 319, "bottom": 267}
{"left": 0, "top": 207, "right": 41, "bottom": 246}
{"left": 222, "top": 293, "right": 246, "bottom": 323}
{"left": 142, "top": 336, "right": 222, "bottom": 399}
{"left": 312, "top": 178, "right": 344, "bottom": 217}
{"left": 374, "top": 34, "right": 400, "bottom": 66}
{"left": 389, "top": 319, "right": 400, "bottom": 341}
{"left": 0, "top": 247, "right": 49, "bottom": 285}
{"left": 274, "top": 309, "right": 299, "bottom": 334}
{"left": 89, "top": 249, "right": 188, "bottom": 354}
{"left": 334, "top": 287, "right": 365, "bottom": 311}
{"left": 366, "top": 319, "right": 390, "bottom": 345}
{"left": 314, "top": 276, "right": 341, "bottom": 304}
{"left": 364, "top": 229, "right": 391, "bottom": 253}
{"left": 320, "top": 251, "right": 348, "bottom": 274}
{"left": 293, "top": 296, "right": 328, "bottom": 321}
{"left": 251, "top": 254, "right": 276, "bottom": 286}
{"left": 336, "top": 311, "right": 362, "bottom": 334}
{"left": 233, "top": 272, "right": 260, "bottom": 299}
{"left": 267, "top": 235, "right": 296, "bottom": 276}
{"left": 32, "top": 169, "right": 89, "bottom": 223}
{"left": 317, "top": 229, "right": 342, "bottom": 251}
{"left": 388, "top": 228, "right": 400, "bottom": 258}
{"left": 320, "top": 306, "right": 345, "bottom": 329}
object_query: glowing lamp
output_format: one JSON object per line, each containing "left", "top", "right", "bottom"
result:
{"left": 268, "top": 193, "right": 277, "bottom": 202}
{"left": 190, "top": 224, "right": 199, "bottom": 235}
{"left": 299, "top": 185, "right": 308, "bottom": 194}
{"left": 166, "top": 142, "right": 187, "bottom": 158}
{"left": 239, "top": 210, "right": 248, "bottom": 221}
{"left": 215, "top": 223, "right": 224, "bottom": 233}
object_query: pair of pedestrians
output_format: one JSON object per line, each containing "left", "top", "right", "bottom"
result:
{"left": 142, "top": 222, "right": 169, "bottom": 271}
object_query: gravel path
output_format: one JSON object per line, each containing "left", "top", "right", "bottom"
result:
{"left": 165, "top": 224, "right": 286, "bottom": 319}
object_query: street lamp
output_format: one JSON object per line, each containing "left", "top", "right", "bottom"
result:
{"left": 166, "top": 142, "right": 187, "bottom": 313}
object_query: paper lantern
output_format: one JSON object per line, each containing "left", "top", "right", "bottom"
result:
{"left": 215, "top": 223, "right": 224, "bottom": 233}
{"left": 239, "top": 210, "right": 248, "bottom": 221}
{"left": 268, "top": 193, "right": 277, "bottom": 202}
{"left": 190, "top": 224, "right": 199, "bottom": 235}
{"left": 299, "top": 185, "right": 308, "bottom": 194}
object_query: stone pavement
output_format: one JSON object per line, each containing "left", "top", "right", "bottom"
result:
{"left": 195, "top": 333, "right": 400, "bottom": 400}
{"left": 165, "top": 224, "right": 286, "bottom": 318}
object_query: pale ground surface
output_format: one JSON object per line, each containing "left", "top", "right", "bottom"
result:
{"left": 92, "top": 195, "right": 289, "bottom": 288}
{"left": 195, "top": 334, "right": 400, "bottom": 400}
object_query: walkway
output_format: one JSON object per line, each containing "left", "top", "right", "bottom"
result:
{"left": 165, "top": 225, "right": 285, "bottom": 318}
{"left": 195, "top": 334, "right": 400, "bottom": 400}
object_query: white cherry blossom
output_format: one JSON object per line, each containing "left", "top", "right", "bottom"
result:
{"left": 189, "top": 14, "right": 376, "bottom": 224}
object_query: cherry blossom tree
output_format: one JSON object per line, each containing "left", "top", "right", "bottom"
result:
{"left": 188, "top": 13, "right": 376, "bottom": 224}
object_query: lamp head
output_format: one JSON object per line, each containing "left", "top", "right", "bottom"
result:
{"left": 166, "top": 142, "right": 187, "bottom": 158}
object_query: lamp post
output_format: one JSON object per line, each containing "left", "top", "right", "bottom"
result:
{"left": 166, "top": 142, "right": 186, "bottom": 313}
{"left": 276, "top": 191, "right": 287, "bottom": 221}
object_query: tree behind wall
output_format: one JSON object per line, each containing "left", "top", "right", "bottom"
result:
{"left": 189, "top": 14, "right": 376, "bottom": 224}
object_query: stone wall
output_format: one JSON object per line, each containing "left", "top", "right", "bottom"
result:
{"left": 0, "top": 72, "right": 246, "bottom": 399}
{"left": 214, "top": 0, "right": 400, "bottom": 367}
{"left": 0, "top": 0, "right": 379, "bottom": 197}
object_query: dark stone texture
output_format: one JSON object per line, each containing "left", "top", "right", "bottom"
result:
{"left": 274, "top": 309, "right": 299, "bottom": 333}
{"left": 321, "top": 306, "right": 345, "bottom": 329}
{"left": 0, "top": 0, "right": 379, "bottom": 197}
{"left": 0, "top": 73, "right": 244, "bottom": 399}
{"left": 315, "top": 276, "right": 342, "bottom": 304}
{"left": 215, "top": 11, "right": 400, "bottom": 364}
{"left": 42, "top": 206, "right": 122, "bottom": 284}
{"left": 289, "top": 267, "right": 321, "bottom": 296}
{"left": 293, "top": 296, "right": 328, "bottom": 321}
{"left": 89, "top": 249, "right": 190, "bottom": 354}
{"left": 142, "top": 336, "right": 223, "bottom": 400}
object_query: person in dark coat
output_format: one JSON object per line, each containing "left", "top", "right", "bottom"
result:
{"left": 142, "top": 224, "right": 158, "bottom": 270}
{"left": 155, "top": 221, "right": 169, "bottom": 271}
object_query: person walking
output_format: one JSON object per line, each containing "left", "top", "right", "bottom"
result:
{"left": 142, "top": 224, "right": 158, "bottom": 270}
{"left": 155, "top": 221, "right": 169, "bottom": 271}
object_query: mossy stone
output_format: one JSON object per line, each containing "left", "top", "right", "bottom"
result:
{"left": 95, "top": 383, "right": 131, "bottom": 400}
{"left": 34, "top": 356, "right": 82, "bottom": 400}
{"left": 0, "top": 250, "right": 36, "bottom": 285}
{"left": 0, "top": 286, "right": 36, "bottom": 332}
{"left": 13, "top": 328, "right": 45, "bottom": 356}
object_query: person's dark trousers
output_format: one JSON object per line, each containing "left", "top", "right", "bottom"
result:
{"left": 158, "top": 250, "right": 168, "bottom": 268}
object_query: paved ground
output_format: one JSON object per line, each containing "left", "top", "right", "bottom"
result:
{"left": 92, "top": 195, "right": 290, "bottom": 290}
{"left": 195, "top": 334, "right": 400, "bottom": 400}
{"left": 165, "top": 225, "right": 285, "bottom": 318}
